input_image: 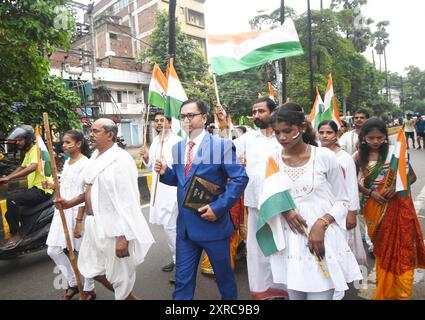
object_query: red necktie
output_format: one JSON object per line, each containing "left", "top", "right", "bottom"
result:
{"left": 185, "top": 141, "right": 195, "bottom": 177}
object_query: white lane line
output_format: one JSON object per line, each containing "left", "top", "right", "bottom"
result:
{"left": 414, "top": 184, "right": 425, "bottom": 214}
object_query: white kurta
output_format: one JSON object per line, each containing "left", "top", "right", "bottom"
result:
{"left": 234, "top": 130, "right": 284, "bottom": 294}
{"left": 144, "top": 132, "right": 181, "bottom": 226}
{"left": 335, "top": 149, "right": 360, "bottom": 211}
{"left": 46, "top": 157, "right": 88, "bottom": 250}
{"left": 339, "top": 130, "right": 359, "bottom": 156}
{"left": 269, "top": 147, "right": 363, "bottom": 293}
{"left": 335, "top": 149, "right": 367, "bottom": 285}
{"left": 78, "top": 145, "right": 155, "bottom": 300}
{"left": 234, "top": 129, "right": 280, "bottom": 208}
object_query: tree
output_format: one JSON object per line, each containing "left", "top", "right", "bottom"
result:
{"left": 139, "top": 11, "right": 214, "bottom": 107}
{"left": 0, "top": 0, "right": 81, "bottom": 133}
{"left": 245, "top": 6, "right": 385, "bottom": 116}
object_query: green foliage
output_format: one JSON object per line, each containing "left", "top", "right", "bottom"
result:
{"left": 139, "top": 11, "right": 215, "bottom": 108}
{"left": 0, "top": 0, "right": 80, "bottom": 133}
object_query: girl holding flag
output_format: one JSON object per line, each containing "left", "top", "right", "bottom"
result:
{"left": 354, "top": 117, "right": 425, "bottom": 300}
{"left": 257, "top": 103, "right": 362, "bottom": 300}
{"left": 45, "top": 130, "right": 96, "bottom": 300}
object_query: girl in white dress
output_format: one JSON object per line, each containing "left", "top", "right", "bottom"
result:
{"left": 267, "top": 103, "right": 362, "bottom": 300}
{"left": 45, "top": 130, "right": 95, "bottom": 300}
{"left": 318, "top": 120, "right": 367, "bottom": 299}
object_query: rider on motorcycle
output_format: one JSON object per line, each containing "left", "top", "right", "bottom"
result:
{"left": 0, "top": 125, "right": 54, "bottom": 250}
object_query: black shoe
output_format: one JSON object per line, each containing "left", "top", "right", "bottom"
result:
{"left": 162, "top": 262, "right": 175, "bottom": 272}
{"left": 169, "top": 275, "right": 176, "bottom": 285}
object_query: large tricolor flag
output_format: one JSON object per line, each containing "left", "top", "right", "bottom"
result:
{"left": 308, "top": 87, "right": 325, "bottom": 129}
{"left": 148, "top": 63, "right": 168, "bottom": 109}
{"left": 389, "top": 128, "right": 409, "bottom": 192}
{"left": 208, "top": 19, "right": 303, "bottom": 75}
{"left": 322, "top": 74, "right": 343, "bottom": 127}
{"left": 166, "top": 59, "right": 188, "bottom": 137}
{"left": 35, "top": 126, "right": 52, "bottom": 177}
{"left": 256, "top": 156, "right": 297, "bottom": 257}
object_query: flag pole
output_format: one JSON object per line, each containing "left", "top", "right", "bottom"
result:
{"left": 151, "top": 116, "right": 166, "bottom": 207}
{"left": 42, "top": 113, "right": 85, "bottom": 300}
{"left": 213, "top": 74, "right": 221, "bottom": 106}
{"left": 143, "top": 104, "right": 151, "bottom": 146}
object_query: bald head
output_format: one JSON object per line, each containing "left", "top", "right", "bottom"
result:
{"left": 90, "top": 118, "right": 118, "bottom": 154}
{"left": 94, "top": 118, "right": 118, "bottom": 142}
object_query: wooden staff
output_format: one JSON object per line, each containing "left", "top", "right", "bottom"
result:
{"left": 143, "top": 104, "right": 151, "bottom": 147}
{"left": 151, "top": 124, "right": 166, "bottom": 207}
{"left": 42, "top": 113, "right": 85, "bottom": 300}
{"left": 302, "top": 225, "right": 330, "bottom": 279}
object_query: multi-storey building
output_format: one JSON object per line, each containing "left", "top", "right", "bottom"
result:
{"left": 48, "top": 0, "right": 206, "bottom": 147}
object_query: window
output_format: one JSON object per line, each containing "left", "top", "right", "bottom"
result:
{"left": 110, "top": 33, "right": 118, "bottom": 40}
{"left": 117, "top": 91, "right": 122, "bottom": 103}
{"left": 186, "top": 9, "right": 205, "bottom": 28}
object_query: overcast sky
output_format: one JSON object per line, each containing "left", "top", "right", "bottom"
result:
{"left": 84, "top": 0, "right": 424, "bottom": 74}
{"left": 204, "top": 0, "right": 425, "bottom": 75}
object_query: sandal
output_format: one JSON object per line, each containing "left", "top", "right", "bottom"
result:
{"left": 62, "top": 286, "right": 79, "bottom": 300}
{"left": 83, "top": 289, "right": 96, "bottom": 300}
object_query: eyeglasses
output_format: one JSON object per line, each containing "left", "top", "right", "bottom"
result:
{"left": 179, "top": 113, "right": 203, "bottom": 121}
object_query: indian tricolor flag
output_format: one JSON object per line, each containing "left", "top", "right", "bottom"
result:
{"left": 390, "top": 128, "right": 409, "bottom": 192}
{"left": 256, "top": 156, "right": 296, "bottom": 257}
{"left": 166, "top": 59, "right": 188, "bottom": 137}
{"left": 35, "top": 126, "right": 52, "bottom": 177}
{"left": 148, "top": 63, "right": 168, "bottom": 109}
{"left": 308, "top": 87, "right": 325, "bottom": 129}
{"left": 208, "top": 19, "right": 303, "bottom": 75}
{"left": 322, "top": 74, "right": 343, "bottom": 128}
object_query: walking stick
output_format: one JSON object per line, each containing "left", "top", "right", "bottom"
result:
{"left": 151, "top": 124, "right": 166, "bottom": 207}
{"left": 43, "top": 113, "right": 85, "bottom": 300}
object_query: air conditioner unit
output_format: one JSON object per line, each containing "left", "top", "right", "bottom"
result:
{"left": 64, "top": 64, "right": 83, "bottom": 76}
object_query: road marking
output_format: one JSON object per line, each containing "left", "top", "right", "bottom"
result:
{"left": 414, "top": 184, "right": 425, "bottom": 214}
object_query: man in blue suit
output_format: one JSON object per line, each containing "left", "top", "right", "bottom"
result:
{"left": 155, "top": 99, "right": 248, "bottom": 300}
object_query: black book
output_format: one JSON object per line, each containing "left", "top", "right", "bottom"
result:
{"left": 183, "top": 175, "right": 225, "bottom": 211}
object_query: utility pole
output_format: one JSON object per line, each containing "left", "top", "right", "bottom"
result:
{"left": 87, "top": 3, "right": 97, "bottom": 82}
{"left": 169, "top": 0, "right": 177, "bottom": 61}
{"left": 400, "top": 76, "right": 405, "bottom": 114}
{"left": 280, "top": 0, "right": 286, "bottom": 103}
{"left": 307, "top": 0, "right": 315, "bottom": 104}
{"left": 320, "top": 0, "right": 324, "bottom": 10}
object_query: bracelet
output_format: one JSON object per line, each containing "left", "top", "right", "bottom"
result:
{"left": 75, "top": 218, "right": 83, "bottom": 222}
{"left": 319, "top": 217, "right": 330, "bottom": 229}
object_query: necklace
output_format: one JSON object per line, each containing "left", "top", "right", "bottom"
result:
{"left": 281, "top": 144, "right": 311, "bottom": 182}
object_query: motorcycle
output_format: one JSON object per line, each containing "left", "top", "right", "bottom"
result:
{"left": 0, "top": 149, "right": 54, "bottom": 259}
{"left": 0, "top": 196, "right": 54, "bottom": 259}
{"left": 116, "top": 136, "right": 127, "bottom": 149}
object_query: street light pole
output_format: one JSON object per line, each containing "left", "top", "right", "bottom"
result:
{"left": 307, "top": 0, "right": 315, "bottom": 104}
{"left": 169, "top": 0, "right": 177, "bottom": 61}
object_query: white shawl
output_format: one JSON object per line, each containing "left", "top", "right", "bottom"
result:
{"left": 83, "top": 144, "right": 154, "bottom": 265}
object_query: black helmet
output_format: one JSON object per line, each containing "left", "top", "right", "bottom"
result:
{"left": 7, "top": 125, "right": 35, "bottom": 147}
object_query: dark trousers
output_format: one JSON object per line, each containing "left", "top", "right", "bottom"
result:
{"left": 5, "top": 187, "right": 51, "bottom": 235}
{"left": 173, "top": 236, "right": 237, "bottom": 300}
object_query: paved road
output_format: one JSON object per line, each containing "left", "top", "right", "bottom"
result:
{"left": 0, "top": 150, "right": 424, "bottom": 300}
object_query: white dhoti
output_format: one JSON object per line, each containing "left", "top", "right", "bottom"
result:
{"left": 80, "top": 145, "right": 155, "bottom": 300}
{"left": 78, "top": 216, "right": 139, "bottom": 300}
